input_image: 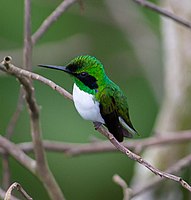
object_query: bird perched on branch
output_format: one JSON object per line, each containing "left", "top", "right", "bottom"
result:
{"left": 38, "top": 55, "right": 137, "bottom": 142}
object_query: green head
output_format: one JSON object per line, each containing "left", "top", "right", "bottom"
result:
{"left": 39, "top": 55, "right": 108, "bottom": 93}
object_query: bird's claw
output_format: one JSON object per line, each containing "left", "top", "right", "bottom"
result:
{"left": 93, "top": 122, "right": 102, "bottom": 130}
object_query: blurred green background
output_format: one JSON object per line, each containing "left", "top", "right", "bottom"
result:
{"left": 0, "top": 0, "right": 161, "bottom": 199}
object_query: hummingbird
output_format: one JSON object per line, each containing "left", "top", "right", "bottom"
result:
{"left": 38, "top": 55, "right": 137, "bottom": 142}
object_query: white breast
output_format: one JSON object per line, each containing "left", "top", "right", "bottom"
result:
{"left": 72, "top": 83, "right": 104, "bottom": 123}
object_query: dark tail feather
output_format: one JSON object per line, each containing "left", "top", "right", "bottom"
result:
{"left": 107, "top": 125, "right": 123, "bottom": 142}
{"left": 108, "top": 125, "right": 132, "bottom": 142}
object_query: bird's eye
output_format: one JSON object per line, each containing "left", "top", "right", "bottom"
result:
{"left": 80, "top": 72, "right": 88, "bottom": 77}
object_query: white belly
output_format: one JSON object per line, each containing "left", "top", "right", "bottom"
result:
{"left": 73, "top": 83, "right": 104, "bottom": 123}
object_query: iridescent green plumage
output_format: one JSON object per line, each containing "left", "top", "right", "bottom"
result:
{"left": 38, "top": 55, "right": 137, "bottom": 142}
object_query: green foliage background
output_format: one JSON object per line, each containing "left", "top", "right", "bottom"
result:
{"left": 0, "top": 0, "right": 160, "bottom": 199}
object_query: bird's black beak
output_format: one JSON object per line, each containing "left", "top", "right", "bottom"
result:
{"left": 38, "top": 64, "right": 72, "bottom": 74}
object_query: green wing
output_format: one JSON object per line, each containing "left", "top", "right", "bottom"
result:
{"left": 99, "top": 85, "right": 136, "bottom": 142}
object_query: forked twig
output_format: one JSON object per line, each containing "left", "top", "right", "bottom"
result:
{"left": 4, "top": 182, "right": 32, "bottom": 200}
{"left": 113, "top": 174, "right": 132, "bottom": 200}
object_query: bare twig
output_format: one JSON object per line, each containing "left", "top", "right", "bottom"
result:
{"left": 1, "top": 57, "right": 65, "bottom": 200}
{"left": 95, "top": 124, "right": 191, "bottom": 193}
{"left": 4, "top": 182, "right": 32, "bottom": 200}
{"left": 32, "top": 0, "right": 78, "bottom": 44}
{"left": 131, "top": 0, "right": 191, "bottom": 30}
{"left": 132, "top": 154, "right": 191, "bottom": 197}
{"left": 113, "top": 174, "right": 132, "bottom": 200}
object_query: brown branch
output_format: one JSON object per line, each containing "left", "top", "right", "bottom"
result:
{"left": 4, "top": 182, "right": 32, "bottom": 200}
{"left": 1, "top": 57, "right": 65, "bottom": 200}
{"left": 95, "top": 124, "right": 191, "bottom": 193}
{"left": 131, "top": 0, "right": 191, "bottom": 30}
{"left": 132, "top": 154, "right": 191, "bottom": 197}
{"left": 32, "top": 0, "right": 78, "bottom": 44}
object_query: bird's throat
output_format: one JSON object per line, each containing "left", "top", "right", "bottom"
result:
{"left": 74, "top": 78, "right": 97, "bottom": 95}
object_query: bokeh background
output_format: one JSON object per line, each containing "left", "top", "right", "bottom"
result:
{"left": 0, "top": 0, "right": 163, "bottom": 199}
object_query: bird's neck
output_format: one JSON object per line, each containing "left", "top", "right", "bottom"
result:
{"left": 73, "top": 75, "right": 110, "bottom": 95}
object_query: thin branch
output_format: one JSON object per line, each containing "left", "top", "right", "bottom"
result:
{"left": 95, "top": 123, "right": 191, "bottom": 193}
{"left": 32, "top": 0, "right": 78, "bottom": 44}
{"left": 132, "top": 154, "right": 191, "bottom": 197}
{"left": 1, "top": 57, "right": 65, "bottom": 200}
{"left": 4, "top": 182, "right": 32, "bottom": 200}
{"left": 131, "top": 0, "right": 191, "bottom": 30}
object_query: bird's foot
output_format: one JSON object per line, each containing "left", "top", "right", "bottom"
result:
{"left": 93, "top": 122, "right": 102, "bottom": 130}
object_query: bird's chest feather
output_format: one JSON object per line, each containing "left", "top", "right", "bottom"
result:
{"left": 73, "top": 83, "right": 104, "bottom": 123}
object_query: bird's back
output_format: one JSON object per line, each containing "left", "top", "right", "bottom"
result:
{"left": 97, "top": 80, "right": 137, "bottom": 141}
